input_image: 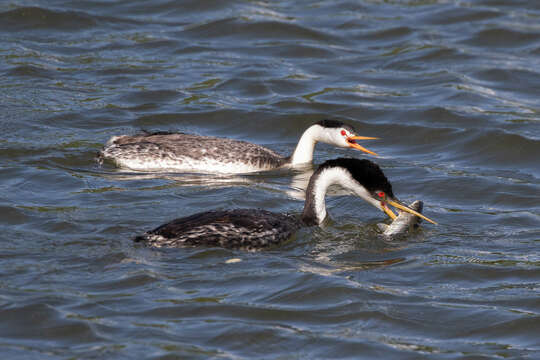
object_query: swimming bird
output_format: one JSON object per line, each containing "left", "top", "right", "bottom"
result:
{"left": 135, "top": 158, "right": 436, "bottom": 250}
{"left": 98, "top": 120, "right": 378, "bottom": 173}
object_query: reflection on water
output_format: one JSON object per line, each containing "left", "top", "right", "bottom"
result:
{"left": 98, "top": 160, "right": 367, "bottom": 207}
{"left": 299, "top": 257, "right": 407, "bottom": 277}
{"left": 95, "top": 162, "right": 304, "bottom": 197}
{"left": 99, "top": 168, "right": 261, "bottom": 188}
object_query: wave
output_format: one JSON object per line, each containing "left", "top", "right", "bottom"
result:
{"left": 0, "top": 7, "right": 97, "bottom": 31}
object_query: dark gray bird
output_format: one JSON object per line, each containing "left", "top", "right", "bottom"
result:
{"left": 135, "top": 158, "right": 436, "bottom": 250}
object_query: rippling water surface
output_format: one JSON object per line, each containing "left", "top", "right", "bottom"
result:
{"left": 1, "top": 0, "right": 539, "bottom": 358}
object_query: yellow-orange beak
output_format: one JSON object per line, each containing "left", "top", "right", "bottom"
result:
{"left": 382, "top": 203, "right": 398, "bottom": 220}
{"left": 346, "top": 136, "right": 378, "bottom": 156}
{"left": 387, "top": 199, "right": 438, "bottom": 225}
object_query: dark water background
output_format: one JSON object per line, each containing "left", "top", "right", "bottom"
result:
{"left": 1, "top": 0, "right": 540, "bottom": 359}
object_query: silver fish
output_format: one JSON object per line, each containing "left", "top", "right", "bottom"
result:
{"left": 377, "top": 200, "right": 423, "bottom": 240}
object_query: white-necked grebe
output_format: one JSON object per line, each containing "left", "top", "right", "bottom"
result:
{"left": 135, "top": 158, "right": 436, "bottom": 250}
{"left": 99, "top": 120, "right": 378, "bottom": 173}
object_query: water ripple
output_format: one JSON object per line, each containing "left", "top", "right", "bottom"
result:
{"left": 0, "top": 7, "right": 97, "bottom": 31}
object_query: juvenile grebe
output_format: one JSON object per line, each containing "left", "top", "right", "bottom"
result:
{"left": 135, "top": 158, "right": 436, "bottom": 250}
{"left": 98, "top": 120, "right": 378, "bottom": 173}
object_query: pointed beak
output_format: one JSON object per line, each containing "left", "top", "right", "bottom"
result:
{"left": 381, "top": 202, "right": 398, "bottom": 220}
{"left": 387, "top": 199, "right": 438, "bottom": 225}
{"left": 346, "top": 136, "right": 378, "bottom": 156}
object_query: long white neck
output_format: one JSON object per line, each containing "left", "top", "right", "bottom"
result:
{"left": 290, "top": 125, "right": 324, "bottom": 165}
{"left": 301, "top": 166, "right": 380, "bottom": 226}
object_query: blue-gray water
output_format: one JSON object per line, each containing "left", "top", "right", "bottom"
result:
{"left": 1, "top": 1, "right": 539, "bottom": 359}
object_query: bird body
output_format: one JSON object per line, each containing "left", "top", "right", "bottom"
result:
{"left": 136, "top": 209, "right": 301, "bottom": 251}
{"left": 135, "top": 158, "right": 436, "bottom": 250}
{"left": 100, "top": 132, "right": 286, "bottom": 173}
{"left": 99, "top": 120, "right": 377, "bottom": 173}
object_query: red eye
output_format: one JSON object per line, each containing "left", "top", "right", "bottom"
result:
{"left": 378, "top": 191, "right": 385, "bottom": 198}
{"left": 341, "top": 130, "right": 346, "bottom": 136}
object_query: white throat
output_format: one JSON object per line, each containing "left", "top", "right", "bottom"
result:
{"left": 304, "top": 167, "right": 381, "bottom": 225}
{"left": 290, "top": 125, "right": 326, "bottom": 165}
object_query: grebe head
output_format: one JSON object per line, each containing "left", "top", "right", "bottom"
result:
{"left": 315, "top": 120, "right": 378, "bottom": 156}
{"left": 308, "top": 158, "right": 437, "bottom": 225}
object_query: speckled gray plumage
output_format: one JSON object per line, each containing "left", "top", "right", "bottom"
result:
{"left": 135, "top": 209, "right": 302, "bottom": 250}
{"left": 98, "top": 132, "right": 287, "bottom": 172}
{"left": 135, "top": 157, "right": 394, "bottom": 250}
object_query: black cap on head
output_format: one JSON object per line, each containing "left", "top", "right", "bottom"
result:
{"left": 316, "top": 119, "right": 357, "bottom": 134}
{"left": 317, "top": 158, "right": 394, "bottom": 198}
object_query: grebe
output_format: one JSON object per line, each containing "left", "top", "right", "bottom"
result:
{"left": 98, "top": 120, "right": 378, "bottom": 174}
{"left": 135, "top": 158, "right": 436, "bottom": 250}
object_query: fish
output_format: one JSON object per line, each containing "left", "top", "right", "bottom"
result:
{"left": 377, "top": 200, "right": 423, "bottom": 240}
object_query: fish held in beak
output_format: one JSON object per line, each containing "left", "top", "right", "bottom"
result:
{"left": 387, "top": 198, "right": 438, "bottom": 225}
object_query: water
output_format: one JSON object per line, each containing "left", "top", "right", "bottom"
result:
{"left": 1, "top": 0, "right": 539, "bottom": 358}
